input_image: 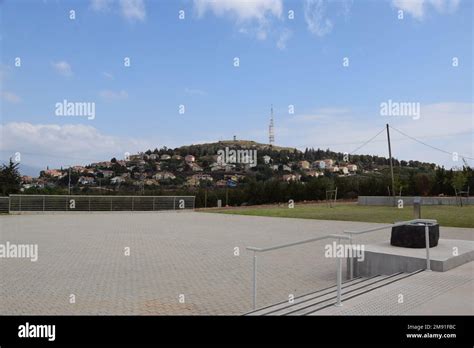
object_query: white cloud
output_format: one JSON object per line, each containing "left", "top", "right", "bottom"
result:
{"left": 119, "top": 0, "right": 146, "bottom": 21}
{"left": 194, "top": 0, "right": 283, "bottom": 22}
{"left": 90, "top": 0, "right": 113, "bottom": 11}
{"left": 1, "top": 91, "right": 21, "bottom": 103}
{"left": 304, "top": 0, "right": 353, "bottom": 37}
{"left": 304, "top": 0, "right": 333, "bottom": 37}
{"left": 276, "top": 29, "right": 292, "bottom": 50}
{"left": 194, "top": 0, "right": 283, "bottom": 42}
{"left": 99, "top": 89, "right": 128, "bottom": 100}
{"left": 90, "top": 0, "right": 146, "bottom": 22}
{"left": 52, "top": 61, "right": 73, "bottom": 77}
{"left": 0, "top": 122, "right": 152, "bottom": 168}
{"left": 392, "top": 0, "right": 461, "bottom": 20}
{"left": 276, "top": 103, "right": 473, "bottom": 168}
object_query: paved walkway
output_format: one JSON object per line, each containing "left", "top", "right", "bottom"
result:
{"left": 1, "top": 212, "right": 472, "bottom": 315}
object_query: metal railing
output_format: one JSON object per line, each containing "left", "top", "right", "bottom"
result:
{"left": 246, "top": 234, "right": 350, "bottom": 310}
{"left": 0, "top": 197, "right": 9, "bottom": 213}
{"left": 8, "top": 194, "right": 195, "bottom": 213}
{"left": 344, "top": 218, "right": 438, "bottom": 278}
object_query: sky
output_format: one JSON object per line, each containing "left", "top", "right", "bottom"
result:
{"left": 0, "top": 0, "right": 473, "bottom": 175}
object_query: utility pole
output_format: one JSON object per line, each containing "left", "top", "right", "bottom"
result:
{"left": 68, "top": 166, "right": 72, "bottom": 195}
{"left": 386, "top": 124, "right": 396, "bottom": 206}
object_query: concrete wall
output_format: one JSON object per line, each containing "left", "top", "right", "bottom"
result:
{"left": 358, "top": 196, "right": 474, "bottom": 206}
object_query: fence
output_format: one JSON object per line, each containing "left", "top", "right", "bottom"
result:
{"left": 0, "top": 197, "right": 9, "bottom": 213}
{"left": 7, "top": 195, "right": 195, "bottom": 213}
{"left": 358, "top": 196, "right": 473, "bottom": 206}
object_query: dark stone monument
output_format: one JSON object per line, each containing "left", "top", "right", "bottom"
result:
{"left": 390, "top": 223, "right": 439, "bottom": 248}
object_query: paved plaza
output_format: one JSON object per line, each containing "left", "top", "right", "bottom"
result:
{"left": 1, "top": 212, "right": 473, "bottom": 315}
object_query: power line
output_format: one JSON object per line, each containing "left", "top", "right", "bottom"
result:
{"left": 389, "top": 125, "right": 474, "bottom": 161}
{"left": 349, "top": 127, "right": 386, "bottom": 155}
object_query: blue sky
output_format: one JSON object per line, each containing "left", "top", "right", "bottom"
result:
{"left": 0, "top": 0, "right": 472, "bottom": 174}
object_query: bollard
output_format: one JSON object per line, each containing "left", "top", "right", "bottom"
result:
{"left": 413, "top": 196, "right": 421, "bottom": 219}
{"left": 425, "top": 224, "right": 431, "bottom": 271}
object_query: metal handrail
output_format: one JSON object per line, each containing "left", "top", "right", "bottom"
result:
{"left": 246, "top": 234, "right": 349, "bottom": 253}
{"left": 344, "top": 218, "right": 438, "bottom": 278}
{"left": 344, "top": 219, "right": 437, "bottom": 235}
{"left": 246, "top": 234, "right": 351, "bottom": 310}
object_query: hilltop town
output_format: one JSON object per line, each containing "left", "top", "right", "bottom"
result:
{"left": 19, "top": 140, "right": 368, "bottom": 192}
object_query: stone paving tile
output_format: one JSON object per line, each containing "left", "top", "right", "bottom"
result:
{"left": 1, "top": 212, "right": 472, "bottom": 315}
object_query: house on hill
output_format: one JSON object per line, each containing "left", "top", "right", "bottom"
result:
{"left": 153, "top": 172, "right": 176, "bottom": 180}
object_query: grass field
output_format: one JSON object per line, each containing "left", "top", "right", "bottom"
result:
{"left": 209, "top": 203, "right": 474, "bottom": 228}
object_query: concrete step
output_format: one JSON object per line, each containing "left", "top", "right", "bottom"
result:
{"left": 246, "top": 275, "right": 371, "bottom": 316}
{"left": 247, "top": 270, "right": 423, "bottom": 316}
{"left": 290, "top": 270, "right": 423, "bottom": 316}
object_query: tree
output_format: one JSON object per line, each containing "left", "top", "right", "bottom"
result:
{"left": 0, "top": 159, "right": 22, "bottom": 196}
{"left": 451, "top": 170, "right": 467, "bottom": 193}
{"left": 413, "top": 173, "right": 434, "bottom": 196}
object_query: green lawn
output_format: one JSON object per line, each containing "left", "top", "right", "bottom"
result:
{"left": 208, "top": 203, "right": 474, "bottom": 228}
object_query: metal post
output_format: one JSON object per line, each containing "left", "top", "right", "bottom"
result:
{"left": 348, "top": 234, "right": 354, "bottom": 280}
{"left": 336, "top": 255, "right": 342, "bottom": 306}
{"left": 335, "top": 239, "right": 343, "bottom": 306}
{"left": 43, "top": 195, "right": 45, "bottom": 211}
{"left": 253, "top": 252, "right": 257, "bottom": 310}
{"left": 173, "top": 197, "right": 176, "bottom": 211}
{"left": 110, "top": 197, "right": 113, "bottom": 211}
{"left": 132, "top": 196, "right": 135, "bottom": 211}
{"left": 19, "top": 195, "right": 22, "bottom": 212}
{"left": 425, "top": 224, "right": 431, "bottom": 271}
{"left": 413, "top": 197, "right": 421, "bottom": 219}
{"left": 386, "top": 124, "right": 396, "bottom": 207}
{"left": 68, "top": 167, "right": 71, "bottom": 195}
{"left": 152, "top": 197, "right": 155, "bottom": 211}
{"left": 89, "top": 196, "right": 91, "bottom": 211}
{"left": 8, "top": 195, "right": 11, "bottom": 213}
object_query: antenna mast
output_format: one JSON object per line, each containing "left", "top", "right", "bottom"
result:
{"left": 269, "top": 105, "right": 275, "bottom": 146}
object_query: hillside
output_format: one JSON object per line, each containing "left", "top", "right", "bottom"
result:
{"left": 177, "top": 140, "right": 299, "bottom": 154}
{"left": 16, "top": 138, "right": 472, "bottom": 206}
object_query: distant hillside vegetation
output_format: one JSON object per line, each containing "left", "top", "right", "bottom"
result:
{"left": 177, "top": 140, "right": 299, "bottom": 156}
